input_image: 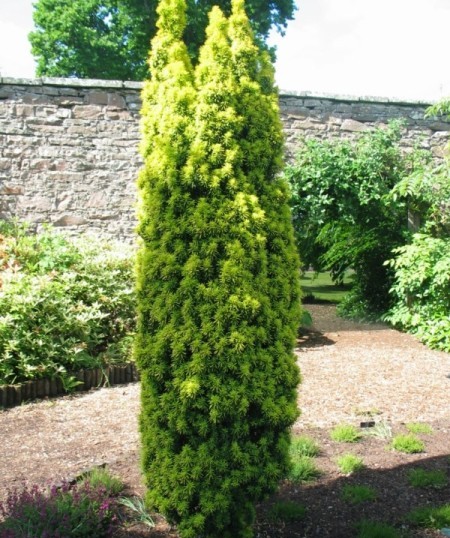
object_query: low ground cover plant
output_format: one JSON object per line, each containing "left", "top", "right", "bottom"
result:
{"left": 341, "top": 484, "right": 377, "bottom": 504}
{"left": 391, "top": 434, "right": 425, "bottom": 454}
{"left": 0, "top": 476, "right": 122, "bottom": 537}
{"left": 337, "top": 453, "right": 364, "bottom": 474}
{"left": 406, "top": 422, "right": 433, "bottom": 435}
{"left": 407, "top": 503, "right": 450, "bottom": 528}
{"left": 355, "top": 520, "right": 401, "bottom": 538}
{"left": 268, "top": 501, "right": 306, "bottom": 523}
{"left": 290, "top": 435, "right": 320, "bottom": 458}
{"left": 330, "top": 424, "right": 362, "bottom": 443}
{"left": 407, "top": 468, "right": 448, "bottom": 489}
{"left": 0, "top": 222, "right": 135, "bottom": 386}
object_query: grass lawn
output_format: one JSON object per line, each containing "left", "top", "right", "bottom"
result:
{"left": 300, "top": 271, "right": 353, "bottom": 303}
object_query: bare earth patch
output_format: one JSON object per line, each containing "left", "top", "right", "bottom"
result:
{"left": 1, "top": 304, "right": 449, "bottom": 537}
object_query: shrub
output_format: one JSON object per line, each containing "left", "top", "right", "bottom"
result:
{"left": 0, "top": 480, "right": 120, "bottom": 537}
{"left": 330, "top": 424, "right": 361, "bottom": 443}
{"left": 391, "top": 434, "right": 425, "bottom": 454}
{"left": 337, "top": 454, "right": 364, "bottom": 474}
{"left": 384, "top": 234, "right": 450, "bottom": 352}
{"left": 341, "top": 485, "right": 376, "bottom": 504}
{"left": 0, "top": 226, "right": 135, "bottom": 385}
{"left": 285, "top": 122, "right": 422, "bottom": 317}
{"left": 135, "top": 0, "right": 301, "bottom": 536}
{"left": 407, "top": 468, "right": 447, "bottom": 489}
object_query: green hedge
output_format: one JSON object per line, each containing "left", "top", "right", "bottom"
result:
{"left": 0, "top": 223, "right": 135, "bottom": 385}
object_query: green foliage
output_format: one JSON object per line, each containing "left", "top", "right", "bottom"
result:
{"left": 286, "top": 122, "right": 420, "bottom": 317}
{"left": 407, "top": 504, "right": 450, "bottom": 528}
{"left": 406, "top": 422, "right": 433, "bottom": 435}
{"left": 118, "top": 496, "right": 155, "bottom": 528}
{"left": 356, "top": 520, "right": 402, "bottom": 538}
{"left": 135, "top": 0, "right": 301, "bottom": 536}
{"left": 391, "top": 434, "right": 425, "bottom": 454}
{"left": 336, "top": 453, "right": 364, "bottom": 474}
{"left": 268, "top": 501, "right": 306, "bottom": 522}
{"left": 289, "top": 456, "right": 321, "bottom": 483}
{"left": 384, "top": 234, "right": 450, "bottom": 351}
{"left": 79, "top": 467, "right": 125, "bottom": 497}
{"left": 407, "top": 468, "right": 448, "bottom": 489}
{"left": 363, "top": 421, "right": 393, "bottom": 440}
{"left": 330, "top": 424, "right": 362, "bottom": 443}
{"left": 290, "top": 435, "right": 320, "bottom": 458}
{"left": 0, "top": 478, "right": 121, "bottom": 537}
{"left": 0, "top": 224, "right": 135, "bottom": 385}
{"left": 341, "top": 485, "right": 376, "bottom": 504}
{"left": 29, "top": 0, "right": 296, "bottom": 80}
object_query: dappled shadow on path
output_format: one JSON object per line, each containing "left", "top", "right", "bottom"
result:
{"left": 297, "top": 329, "right": 336, "bottom": 349}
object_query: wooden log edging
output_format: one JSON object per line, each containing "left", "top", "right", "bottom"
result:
{"left": 0, "top": 363, "right": 140, "bottom": 409}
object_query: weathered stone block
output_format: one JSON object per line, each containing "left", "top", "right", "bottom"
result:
{"left": 54, "top": 215, "right": 88, "bottom": 226}
{"left": 341, "top": 119, "right": 369, "bottom": 132}
{"left": 73, "top": 105, "right": 103, "bottom": 119}
{"left": 86, "top": 91, "right": 109, "bottom": 105}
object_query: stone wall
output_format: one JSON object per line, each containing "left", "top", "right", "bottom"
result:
{"left": 0, "top": 77, "right": 449, "bottom": 241}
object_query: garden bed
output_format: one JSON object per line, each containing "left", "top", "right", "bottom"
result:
{"left": 0, "top": 363, "right": 139, "bottom": 408}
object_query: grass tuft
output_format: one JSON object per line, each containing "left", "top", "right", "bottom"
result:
{"left": 405, "top": 422, "right": 433, "bottom": 435}
{"left": 363, "top": 421, "right": 393, "bottom": 440}
{"left": 330, "top": 424, "right": 361, "bottom": 443}
{"left": 290, "top": 435, "right": 320, "bottom": 458}
{"left": 289, "top": 456, "right": 321, "bottom": 483}
{"left": 391, "top": 434, "right": 425, "bottom": 454}
{"left": 268, "top": 501, "right": 306, "bottom": 522}
{"left": 341, "top": 484, "right": 376, "bottom": 504}
{"left": 407, "top": 468, "right": 447, "bottom": 489}
{"left": 80, "top": 467, "right": 124, "bottom": 497}
{"left": 337, "top": 453, "right": 364, "bottom": 474}
{"left": 407, "top": 504, "right": 450, "bottom": 528}
{"left": 355, "top": 520, "right": 401, "bottom": 538}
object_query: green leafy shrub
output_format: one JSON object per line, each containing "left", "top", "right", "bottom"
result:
{"left": 391, "top": 434, "right": 425, "bottom": 453}
{"left": 268, "top": 501, "right": 306, "bottom": 522}
{"left": 384, "top": 234, "right": 450, "bottom": 352}
{"left": 285, "top": 122, "right": 421, "bottom": 318}
{"left": 330, "top": 424, "right": 362, "bottom": 443}
{"left": 337, "top": 453, "right": 364, "bottom": 474}
{"left": 0, "top": 479, "right": 120, "bottom": 537}
{"left": 135, "top": 0, "right": 301, "bottom": 536}
{"left": 0, "top": 225, "right": 135, "bottom": 385}
{"left": 341, "top": 485, "right": 376, "bottom": 504}
{"left": 407, "top": 468, "right": 447, "bottom": 489}
{"left": 407, "top": 504, "right": 450, "bottom": 528}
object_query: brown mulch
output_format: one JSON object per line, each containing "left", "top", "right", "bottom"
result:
{"left": 1, "top": 304, "right": 449, "bottom": 537}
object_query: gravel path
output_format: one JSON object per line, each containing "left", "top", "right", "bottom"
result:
{"left": 1, "top": 304, "right": 449, "bottom": 505}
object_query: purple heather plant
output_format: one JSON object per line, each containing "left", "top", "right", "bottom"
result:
{"left": 0, "top": 480, "right": 119, "bottom": 538}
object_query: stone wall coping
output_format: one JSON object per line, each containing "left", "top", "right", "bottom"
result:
{"left": 0, "top": 76, "right": 436, "bottom": 107}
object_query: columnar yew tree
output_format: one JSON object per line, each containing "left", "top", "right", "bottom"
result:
{"left": 136, "top": 0, "right": 301, "bottom": 536}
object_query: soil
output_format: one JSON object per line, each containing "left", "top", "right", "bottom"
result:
{"left": 1, "top": 304, "right": 449, "bottom": 537}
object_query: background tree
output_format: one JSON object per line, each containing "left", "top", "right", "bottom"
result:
{"left": 136, "top": 0, "right": 301, "bottom": 535}
{"left": 285, "top": 122, "right": 422, "bottom": 318}
{"left": 29, "top": 0, "right": 296, "bottom": 80}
